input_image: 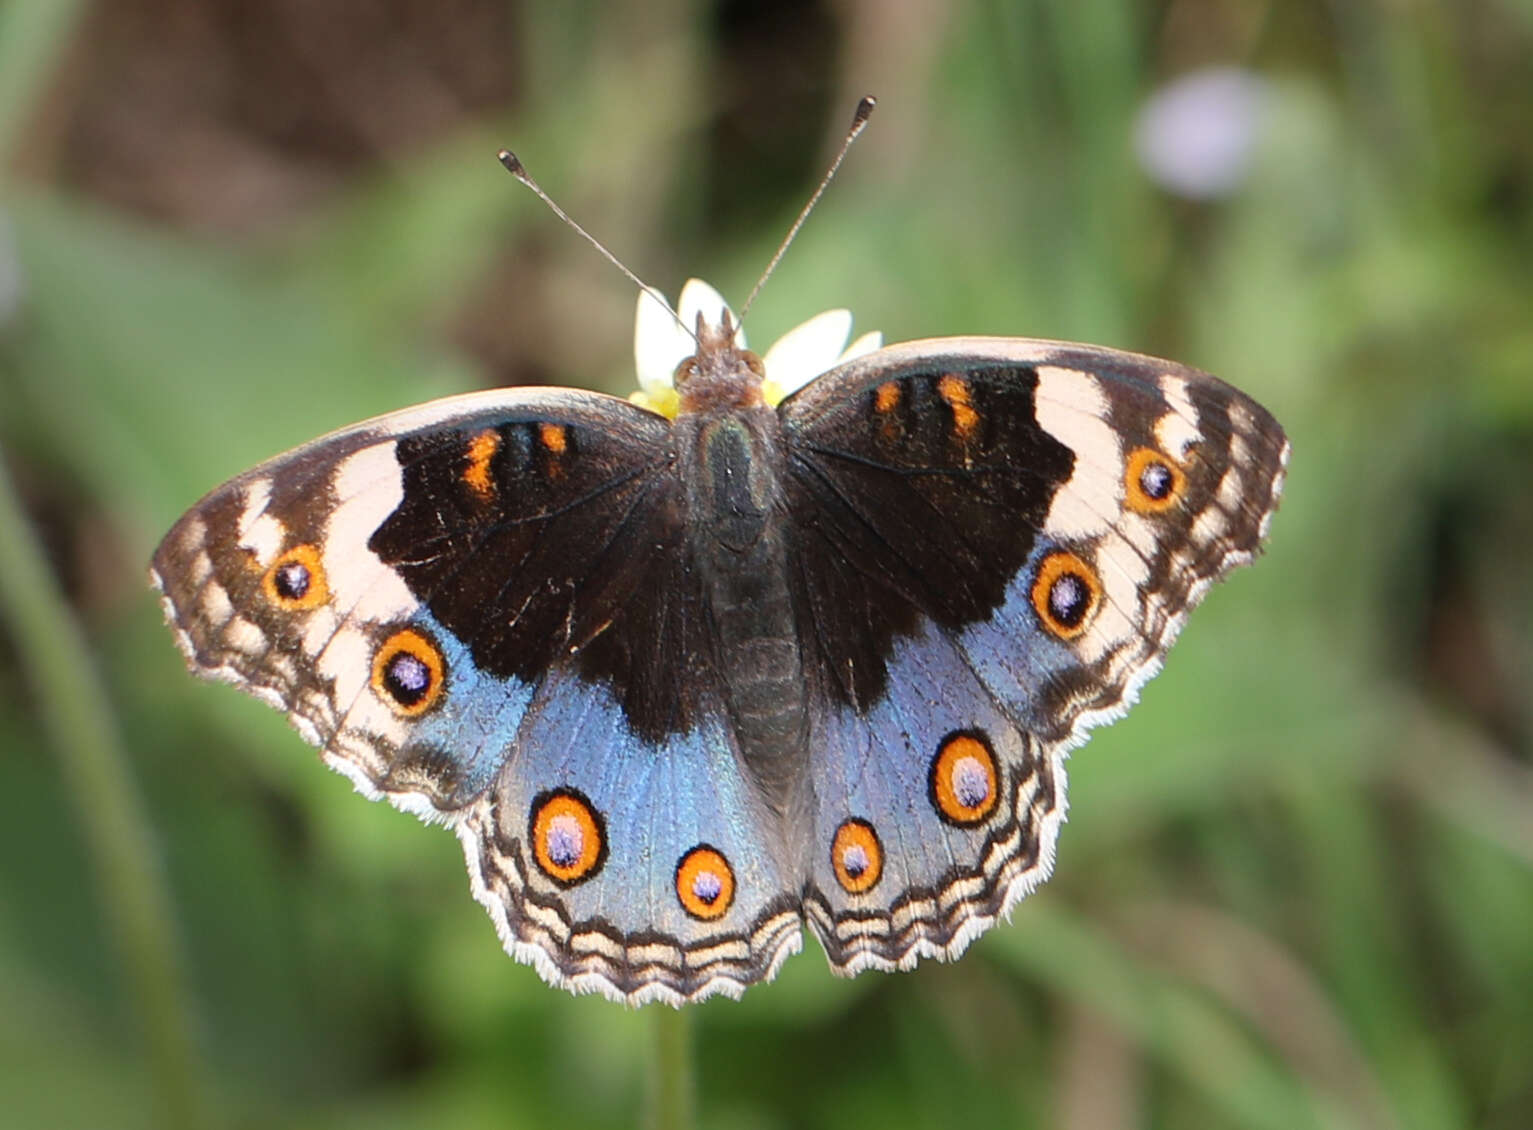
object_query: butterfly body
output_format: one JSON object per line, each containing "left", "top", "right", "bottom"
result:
{"left": 670, "top": 332, "right": 810, "bottom": 787}
{"left": 154, "top": 311, "right": 1288, "bottom": 1004}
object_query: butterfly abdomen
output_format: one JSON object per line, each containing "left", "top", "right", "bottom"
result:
{"left": 678, "top": 407, "right": 808, "bottom": 794}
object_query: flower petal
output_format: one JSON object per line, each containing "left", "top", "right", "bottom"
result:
{"left": 837, "top": 330, "right": 883, "bottom": 364}
{"left": 677, "top": 278, "right": 745, "bottom": 347}
{"left": 761, "top": 308, "right": 853, "bottom": 398}
{"left": 634, "top": 286, "right": 693, "bottom": 395}
{"left": 629, "top": 386, "right": 680, "bottom": 417}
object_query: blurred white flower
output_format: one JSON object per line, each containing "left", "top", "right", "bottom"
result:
{"left": 1134, "top": 67, "right": 1270, "bottom": 199}
{"left": 630, "top": 278, "right": 881, "bottom": 416}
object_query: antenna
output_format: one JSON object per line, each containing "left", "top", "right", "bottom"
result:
{"left": 496, "top": 149, "right": 689, "bottom": 338}
{"left": 498, "top": 93, "right": 877, "bottom": 338}
{"left": 737, "top": 94, "right": 877, "bottom": 324}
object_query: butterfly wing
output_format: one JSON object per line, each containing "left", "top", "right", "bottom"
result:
{"left": 153, "top": 334, "right": 1288, "bottom": 997}
{"left": 780, "top": 337, "right": 1288, "bottom": 970}
{"left": 465, "top": 665, "right": 802, "bottom": 1003}
{"left": 152, "top": 388, "right": 799, "bottom": 1003}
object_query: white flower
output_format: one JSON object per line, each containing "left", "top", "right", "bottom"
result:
{"left": 630, "top": 278, "right": 882, "bottom": 417}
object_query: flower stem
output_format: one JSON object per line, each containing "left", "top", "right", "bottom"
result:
{"left": 0, "top": 449, "right": 219, "bottom": 1130}
{"left": 646, "top": 1005, "right": 695, "bottom": 1130}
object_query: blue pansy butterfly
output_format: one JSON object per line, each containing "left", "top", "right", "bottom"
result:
{"left": 153, "top": 148, "right": 1287, "bottom": 1006}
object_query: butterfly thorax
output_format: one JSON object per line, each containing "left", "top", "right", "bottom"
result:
{"left": 672, "top": 333, "right": 807, "bottom": 799}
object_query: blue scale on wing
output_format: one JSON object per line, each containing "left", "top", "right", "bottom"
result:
{"left": 379, "top": 610, "right": 537, "bottom": 804}
{"left": 953, "top": 541, "right": 1110, "bottom": 743}
{"left": 803, "top": 617, "right": 1050, "bottom": 970}
{"left": 481, "top": 663, "right": 800, "bottom": 991}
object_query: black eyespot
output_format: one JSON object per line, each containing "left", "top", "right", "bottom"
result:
{"left": 273, "top": 560, "right": 310, "bottom": 600}
{"left": 1125, "top": 447, "right": 1185, "bottom": 513}
{"left": 1030, "top": 550, "right": 1100, "bottom": 640}
{"left": 262, "top": 544, "right": 328, "bottom": 610}
{"left": 1139, "top": 460, "right": 1174, "bottom": 500}
{"left": 1048, "top": 573, "right": 1090, "bottom": 629}
{"left": 383, "top": 652, "right": 432, "bottom": 707}
{"left": 371, "top": 628, "right": 445, "bottom": 716}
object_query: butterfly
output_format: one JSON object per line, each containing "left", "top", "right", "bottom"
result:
{"left": 152, "top": 275, "right": 1288, "bottom": 1006}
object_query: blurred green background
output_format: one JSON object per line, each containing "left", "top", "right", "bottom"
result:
{"left": 2, "top": 1, "right": 1531, "bottom": 1128}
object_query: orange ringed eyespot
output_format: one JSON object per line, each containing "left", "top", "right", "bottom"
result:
{"left": 1125, "top": 447, "right": 1185, "bottom": 513}
{"left": 930, "top": 731, "right": 1000, "bottom": 827}
{"left": 262, "top": 544, "right": 328, "bottom": 611}
{"left": 1029, "top": 551, "right": 1100, "bottom": 640}
{"left": 831, "top": 819, "right": 884, "bottom": 894}
{"left": 529, "top": 789, "right": 606, "bottom": 886}
{"left": 675, "top": 845, "right": 735, "bottom": 920}
{"left": 370, "top": 628, "right": 446, "bottom": 716}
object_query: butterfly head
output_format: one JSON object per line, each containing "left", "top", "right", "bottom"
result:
{"left": 673, "top": 309, "right": 768, "bottom": 416}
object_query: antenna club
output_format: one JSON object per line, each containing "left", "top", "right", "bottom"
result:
{"left": 493, "top": 143, "right": 692, "bottom": 342}
{"left": 736, "top": 94, "right": 879, "bottom": 323}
